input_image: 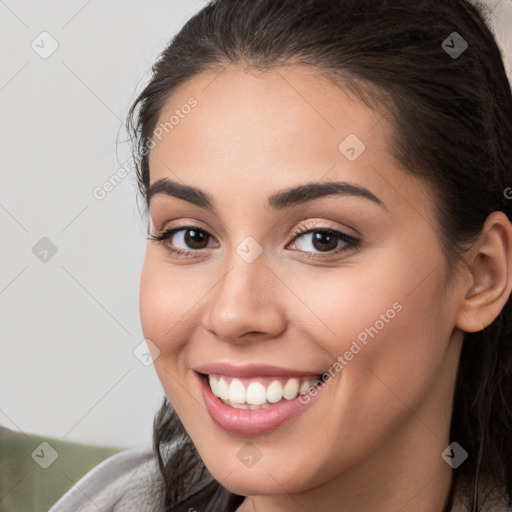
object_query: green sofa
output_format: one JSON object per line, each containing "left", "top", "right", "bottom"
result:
{"left": 0, "top": 426, "right": 123, "bottom": 512}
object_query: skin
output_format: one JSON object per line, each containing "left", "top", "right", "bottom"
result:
{"left": 139, "top": 65, "right": 512, "bottom": 512}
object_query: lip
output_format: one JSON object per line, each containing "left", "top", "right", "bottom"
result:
{"left": 194, "top": 370, "right": 323, "bottom": 436}
{"left": 194, "top": 362, "right": 320, "bottom": 378}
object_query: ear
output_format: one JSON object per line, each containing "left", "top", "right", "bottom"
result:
{"left": 456, "top": 211, "right": 512, "bottom": 333}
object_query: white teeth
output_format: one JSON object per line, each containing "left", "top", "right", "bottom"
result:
{"left": 209, "top": 374, "right": 220, "bottom": 396}
{"left": 208, "top": 374, "right": 318, "bottom": 407}
{"left": 266, "top": 380, "right": 283, "bottom": 403}
{"left": 228, "top": 378, "right": 246, "bottom": 404}
{"left": 246, "top": 382, "right": 267, "bottom": 405}
{"left": 282, "top": 378, "right": 299, "bottom": 400}
{"left": 221, "top": 399, "right": 272, "bottom": 410}
{"left": 217, "top": 376, "right": 229, "bottom": 400}
{"left": 229, "top": 401, "right": 249, "bottom": 410}
{"left": 299, "top": 380, "right": 312, "bottom": 394}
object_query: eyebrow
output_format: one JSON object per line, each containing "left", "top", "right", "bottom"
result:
{"left": 147, "top": 178, "right": 387, "bottom": 212}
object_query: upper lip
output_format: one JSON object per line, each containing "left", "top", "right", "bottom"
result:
{"left": 194, "top": 362, "right": 319, "bottom": 378}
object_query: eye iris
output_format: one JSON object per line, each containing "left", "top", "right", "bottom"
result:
{"left": 312, "top": 231, "right": 338, "bottom": 252}
{"left": 185, "top": 229, "right": 208, "bottom": 249}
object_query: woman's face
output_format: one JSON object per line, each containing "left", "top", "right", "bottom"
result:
{"left": 140, "top": 66, "right": 463, "bottom": 500}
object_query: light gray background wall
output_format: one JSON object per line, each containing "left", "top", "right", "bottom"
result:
{"left": 0, "top": 0, "right": 206, "bottom": 449}
{"left": 1, "top": 0, "right": 511, "bottom": 451}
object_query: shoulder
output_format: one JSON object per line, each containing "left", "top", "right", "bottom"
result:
{"left": 47, "top": 440, "right": 214, "bottom": 512}
{"left": 47, "top": 442, "right": 164, "bottom": 512}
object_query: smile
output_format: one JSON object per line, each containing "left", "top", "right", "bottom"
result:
{"left": 194, "top": 369, "right": 327, "bottom": 435}
{"left": 207, "top": 374, "right": 321, "bottom": 409}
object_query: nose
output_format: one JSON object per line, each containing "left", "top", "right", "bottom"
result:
{"left": 202, "top": 248, "right": 287, "bottom": 344}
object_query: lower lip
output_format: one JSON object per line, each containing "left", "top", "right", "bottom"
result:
{"left": 196, "top": 371, "right": 321, "bottom": 436}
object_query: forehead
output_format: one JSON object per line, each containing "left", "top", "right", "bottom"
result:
{"left": 146, "top": 65, "right": 433, "bottom": 221}
{"left": 148, "top": 65, "right": 387, "bottom": 177}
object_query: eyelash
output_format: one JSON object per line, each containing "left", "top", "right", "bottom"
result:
{"left": 147, "top": 222, "right": 361, "bottom": 260}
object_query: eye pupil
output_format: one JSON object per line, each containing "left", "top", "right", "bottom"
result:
{"left": 312, "top": 232, "right": 338, "bottom": 252}
{"left": 185, "top": 229, "right": 208, "bottom": 249}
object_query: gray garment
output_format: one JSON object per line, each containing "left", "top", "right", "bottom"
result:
{"left": 48, "top": 440, "right": 512, "bottom": 512}
{"left": 47, "top": 440, "right": 226, "bottom": 512}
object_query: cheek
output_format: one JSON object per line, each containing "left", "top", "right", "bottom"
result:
{"left": 139, "top": 249, "right": 202, "bottom": 355}
{"left": 139, "top": 256, "right": 170, "bottom": 350}
{"left": 324, "top": 261, "right": 451, "bottom": 436}
{"left": 287, "top": 244, "right": 452, "bottom": 404}
{"left": 271, "top": 253, "right": 452, "bottom": 471}
{"left": 282, "top": 252, "right": 412, "bottom": 356}
{"left": 139, "top": 253, "right": 191, "bottom": 408}
{"left": 139, "top": 248, "right": 219, "bottom": 411}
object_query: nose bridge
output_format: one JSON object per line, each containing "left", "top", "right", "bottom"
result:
{"left": 204, "top": 241, "right": 286, "bottom": 341}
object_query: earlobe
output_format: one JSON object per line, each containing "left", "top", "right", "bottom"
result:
{"left": 455, "top": 211, "right": 512, "bottom": 334}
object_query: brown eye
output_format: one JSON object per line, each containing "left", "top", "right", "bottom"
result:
{"left": 148, "top": 225, "right": 219, "bottom": 257}
{"left": 289, "top": 227, "right": 359, "bottom": 256}
{"left": 182, "top": 228, "right": 210, "bottom": 249}
{"left": 309, "top": 231, "right": 340, "bottom": 252}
